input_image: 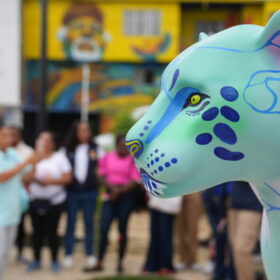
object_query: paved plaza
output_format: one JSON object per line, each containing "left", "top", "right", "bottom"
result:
{"left": 6, "top": 211, "right": 211, "bottom": 280}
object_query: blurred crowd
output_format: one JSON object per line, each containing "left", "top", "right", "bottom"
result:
{"left": 0, "top": 121, "right": 263, "bottom": 280}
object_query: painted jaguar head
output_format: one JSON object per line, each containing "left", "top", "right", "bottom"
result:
{"left": 126, "top": 12, "right": 280, "bottom": 198}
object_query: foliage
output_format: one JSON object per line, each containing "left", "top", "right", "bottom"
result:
{"left": 112, "top": 112, "right": 135, "bottom": 135}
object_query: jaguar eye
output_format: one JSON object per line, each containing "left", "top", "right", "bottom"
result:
{"left": 183, "top": 93, "right": 209, "bottom": 110}
{"left": 190, "top": 94, "right": 201, "bottom": 105}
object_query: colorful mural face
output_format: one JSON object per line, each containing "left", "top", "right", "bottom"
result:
{"left": 126, "top": 11, "right": 280, "bottom": 280}
{"left": 57, "top": 3, "right": 110, "bottom": 62}
{"left": 23, "top": 0, "right": 180, "bottom": 62}
{"left": 25, "top": 62, "right": 165, "bottom": 114}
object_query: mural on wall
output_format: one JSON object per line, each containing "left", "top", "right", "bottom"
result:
{"left": 57, "top": 3, "right": 110, "bottom": 62}
{"left": 132, "top": 33, "right": 171, "bottom": 61}
{"left": 23, "top": 0, "right": 180, "bottom": 63}
{"left": 25, "top": 61, "right": 165, "bottom": 114}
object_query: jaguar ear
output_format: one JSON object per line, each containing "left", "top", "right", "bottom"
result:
{"left": 258, "top": 10, "right": 280, "bottom": 51}
{"left": 199, "top": 32, "right": 209, "bottom": 42}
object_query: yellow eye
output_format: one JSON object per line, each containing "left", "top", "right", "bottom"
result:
{"left": 190, "top": 94, "right": 201, "bottom": 105}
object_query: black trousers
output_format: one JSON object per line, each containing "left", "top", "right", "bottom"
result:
{"left": 16, "top": 214, "right": 26, "bottom": 255}
{"left": 143, "top": 209, "right": 174, "bottom": 272}
{"left": 98, "top": 192, "right": 134, "bottom": 261}
{"left": 30, "top": 203, "right": 64, "bottom": 262}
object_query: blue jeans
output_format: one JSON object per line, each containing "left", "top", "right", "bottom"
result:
{"left": 202, "top": 192, "right": 236, "bottom": 280}
{"left": 143, "top": 209, "right": 174, "bottom": 272}
{"left": 65, "top": 190, "right": 98, "bottom": 256}
{"left": 98, "top": 192, "right": 134, "bottom": 261}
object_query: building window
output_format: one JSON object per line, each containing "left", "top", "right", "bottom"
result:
{"left": 124, "top": 10, "right": 161, "bottom": 36}
{"left": 195, "top": 21, "right": 225, "bottom": 39}
{"left": 134, "top": 69, "right": 155, "bottom": 85}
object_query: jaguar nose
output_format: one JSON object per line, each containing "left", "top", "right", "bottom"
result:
{"left": 125, "top": 139, "right": 144, "bottom": 159}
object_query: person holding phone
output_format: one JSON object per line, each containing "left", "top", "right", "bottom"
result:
{"left": 63, "top": 121, "right": 100, "bottom": 270}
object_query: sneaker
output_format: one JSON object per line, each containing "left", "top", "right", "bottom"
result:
{"left": 174, "top": 262, "right": 187, "bottom": 271}
{"left": 203, "top": 261, "right": 214, "bottom": 274}
{"left": 159, "top": 268, "right": 173, "bottom": 276}
{"left": 190, "top": 262, "right": 201, "bottom": 271}
{"left": 86, "top": 255, "right": 97, "bottom": 268}
{"left": 51, "top": 261, "right": 61, "bottom": 273}
{"left": 63, "top": 256, "right": 73, "bottom": 268}
{"left": 83, "top": 263, "right": 103, "bottom": 273}
{"left": 17, "top": 255, "right": 29, "bottom": 264}
{"left": 27, "top": 260, "right": 41, "bottom": 271}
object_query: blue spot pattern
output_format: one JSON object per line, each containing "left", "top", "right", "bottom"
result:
{"left": 202, "top": 107, "right": 219, "bottom": 121}
{"left": 139, "top": 120, "right": 152, "bottom": 138}
{"left": 220, "top": 106, "right": 240, "bottom": 122}
{"left": 145, "top": 149, "right": 177, "bottom": 174}
{"left": 196, "top": 86, "right": 244, "bottom": 161}
{"left": 214, "top": 147, "right": 244, "bottom": 161}
{"left": 165, "top": 162, "right": 171, "bottom": 168}
{"left": 220, "top": 86, "right": 239, "bottom": 101}
{"left": 196, "top": 133, "right": 213, "bottom": 145}
{"left": 213, "top": 123, "right": 237, "bottom": 145}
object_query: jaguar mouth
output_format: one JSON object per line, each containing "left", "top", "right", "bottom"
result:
{"left": 140, "top": 168, "right": 166, "bottom": 197}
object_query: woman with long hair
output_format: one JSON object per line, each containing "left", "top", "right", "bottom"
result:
{"left": 63, "top": 121, "right": 99, "bottom": 270}
{"left": 27, "top": 131, "right": 72, "bottom": 272}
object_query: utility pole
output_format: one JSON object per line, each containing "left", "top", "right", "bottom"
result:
{"left": 81, "top": 63, "right": 90, "bottom": 122}
{"left": 36, "top": 0, "right": 48, "bottom": 134}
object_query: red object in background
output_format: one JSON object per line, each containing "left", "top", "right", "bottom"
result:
{"left": 225, "top": 12, "right": 239, "bottom": 28}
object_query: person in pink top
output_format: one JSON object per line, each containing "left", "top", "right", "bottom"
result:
{"left": 88, "top": 134, "right": 140, "bottom": 273}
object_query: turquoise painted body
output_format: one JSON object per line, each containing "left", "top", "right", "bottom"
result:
{"left": 126, "top": 11, "right": 280, "bottom": 280}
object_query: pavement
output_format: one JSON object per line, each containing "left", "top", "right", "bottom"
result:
{"left": 5, "top": 211, "right": 212, "bottom": 280}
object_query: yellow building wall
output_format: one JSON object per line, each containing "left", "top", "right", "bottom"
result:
{"left": 181, "top": 3, "right": 272, "bottom": 49}
{"left": 23, "top": 0, "right": 180, "bottom": 63}
{"left": 263, "top": 2, "right": 280, "bottom": 23}
{"left": 181, "top": 8, "right": 240, "bottom": 48}
{"left": 241, "top": 5, "right": 264, "bottom": 25}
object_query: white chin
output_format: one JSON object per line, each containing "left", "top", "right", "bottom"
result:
{"left": 70, "top": 38, "right": 102, "bottom": 62}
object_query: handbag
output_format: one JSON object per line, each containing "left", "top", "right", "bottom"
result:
{"left": 30, "top": 190, "right": 62, "bottom": 216}
{"left": 148, "top": 194, "right": 183, "bottom": 215}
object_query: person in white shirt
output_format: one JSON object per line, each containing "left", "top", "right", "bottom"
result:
{"left": 27, "top": 131, "right": 72, "bottom": 273}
